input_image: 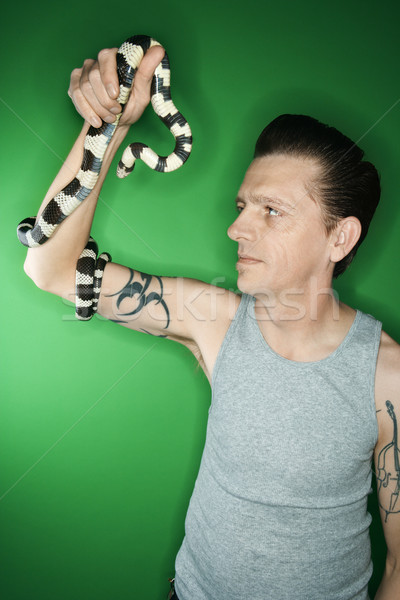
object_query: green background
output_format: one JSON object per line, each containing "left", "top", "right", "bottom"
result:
{"left": 1, "top": 0, "right": 399, "bottom": 598}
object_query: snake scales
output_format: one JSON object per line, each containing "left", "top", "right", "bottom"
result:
{"left": 17, "top": 34, "right": 192, "bottom": 320}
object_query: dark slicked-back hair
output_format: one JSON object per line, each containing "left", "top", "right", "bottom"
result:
{"left": 254, "top": 114, "right": 381, "bottom": 278}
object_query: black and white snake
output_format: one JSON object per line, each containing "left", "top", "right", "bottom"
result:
{"left": 17, "top": 34, "right": 192, "bottom": 320}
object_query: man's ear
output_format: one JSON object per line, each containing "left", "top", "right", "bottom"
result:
{"left": 329, "top": 217, "right": 362, "bottom": 264}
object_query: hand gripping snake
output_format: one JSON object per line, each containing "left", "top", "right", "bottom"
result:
{"left": 17, "top": 35, "right": 192, "bottom": 320}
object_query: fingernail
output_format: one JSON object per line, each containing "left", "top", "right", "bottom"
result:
{"left": 104, "top": 115, "right": 116, "bottom": 123}
{"left": 91, "top": 117, "right": 102, "bottom": 128}
{"left": 107, "top": 84, "right": 118, "bottom": 98}
{"left": 110, "top": 106, "right": 120, "bottom": 115}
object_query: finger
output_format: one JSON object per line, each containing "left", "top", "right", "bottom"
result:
{"left": 133, "top": 45, "right": 165, "bottom": 91}
{"left": 97, "top": 47, "right": 121, "bottom": 101}
{"left": 124, "top": 45, "right": 166, "bottom": 117}
{"left": 68, "top": 63, "right": 104, "bottom": 127}
{"left": 79, "top": 60, "right": 118, "bottom": 125}
{"left": 88, "top": 66, "right": 121, "bottom": 118}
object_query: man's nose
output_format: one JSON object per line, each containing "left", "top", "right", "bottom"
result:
{"left": 227, "top": 210, "right": 256, "bottom": 242}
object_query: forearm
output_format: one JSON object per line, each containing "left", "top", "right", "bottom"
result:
{"left": 374, "top": 557, "right": 400, "bottom": 599}
{"left": 23, "top": 41, "right": 165, "bottom": 299}
{"left": 24, "top": 120, "right": 130, "bottom": 298}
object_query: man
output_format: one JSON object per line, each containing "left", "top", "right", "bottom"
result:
{"left": 23, "top": 44, "right": 400, "bottom": 599}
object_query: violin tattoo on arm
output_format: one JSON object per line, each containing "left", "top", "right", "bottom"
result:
{"left": 106, "top": 269, "right": 170, "bottom": 336}
{"left": 377, "top": 400, "right": 400, "bottom": 522}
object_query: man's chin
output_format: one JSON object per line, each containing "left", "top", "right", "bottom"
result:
{"left": 236, "top": 274, "right": 259, "bottom": 297}
{"left": 236, "top": 273, "right": 275, "bottom": 299}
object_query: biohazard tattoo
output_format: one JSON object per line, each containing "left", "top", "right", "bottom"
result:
{"left": 376, "top": 400, "right": 400, "bottom": 522}
{"left": 106, "top": 269, "right": 170, "bottom": 336}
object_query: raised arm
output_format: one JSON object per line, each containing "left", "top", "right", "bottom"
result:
{"left": 23, "top": 42, "right": 239, "bottom": 380}
{"left": 23, "top": 43, "right": 165, "bottom": 294}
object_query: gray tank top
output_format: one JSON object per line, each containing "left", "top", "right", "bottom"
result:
{"left": 175, "top": 293, "right": 382, "bottom": 600}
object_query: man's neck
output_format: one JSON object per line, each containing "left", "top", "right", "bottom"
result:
{"left": 253, "top": 279, "right": 356, "bottom": 362}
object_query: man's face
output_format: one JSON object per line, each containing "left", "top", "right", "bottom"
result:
{"left": 227, "top": 154, "right": 334, "bottom": 298}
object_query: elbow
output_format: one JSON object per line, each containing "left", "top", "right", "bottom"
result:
{"left": 24, "top": 254, "right": 49, "bottom": 291}
{"left": 23, "top": 252, "right": 69, "bottom": 296}
{"left": 23, "top": 250, "right": 76, "bottom": 298}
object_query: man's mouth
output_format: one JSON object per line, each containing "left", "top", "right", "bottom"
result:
{"left": 237, "top": 254, "right": 262, "bottom": 264}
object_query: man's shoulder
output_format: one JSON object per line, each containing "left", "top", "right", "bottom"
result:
{"left": 378, "top": 329, "right": 400, "bottom": 370}
{"left": 375, "top": 329, "right": 400, "bottom": 406}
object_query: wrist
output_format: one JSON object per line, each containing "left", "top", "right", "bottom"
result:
{"left": 115, "top": 122, "right": 131, "bottom": 136}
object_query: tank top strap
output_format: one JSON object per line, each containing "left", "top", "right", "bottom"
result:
{"left": 343, "top": 310, "right": 382, "bottom": 362}
{"left": 211, "top": 293, "right": 252, "bottom": 386}
{"left": 335, "top": 310, "right": 382, "bottom": 418}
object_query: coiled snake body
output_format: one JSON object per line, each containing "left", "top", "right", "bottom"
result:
{"left": 17, "top": 35, "right": 192, "bottom": 319}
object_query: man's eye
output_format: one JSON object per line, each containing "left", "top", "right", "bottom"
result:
{"left": 266, "top": 207, "right": 280, "bottom": 216}
{"left": 236, "top": 205, "right": 244, "bottom": 213}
